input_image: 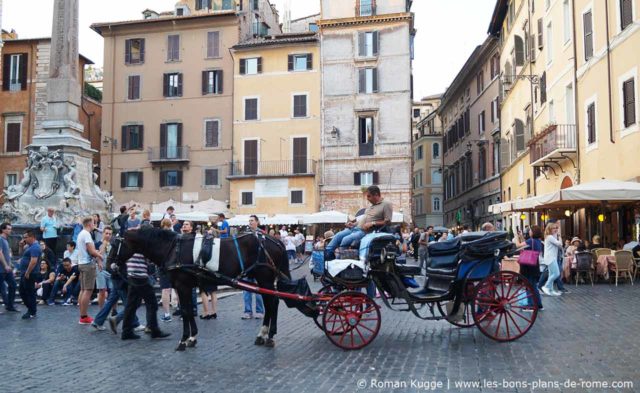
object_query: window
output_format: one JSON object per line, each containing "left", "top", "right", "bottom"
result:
{"left": 244, "top": 98, "right": 259, "bottom": 121}
{"left": 244, "top": 139, "right": 258, "bottom": 176}
{"left": 433, "top": 197, "right": 441, "bottom": 212}
{"left": 160, "top": 170, "right": 182, "bottom": 187}
{"left": 479, "top": 111, "right": 486, "bottom": 134}
{"left": 537, "top": 18, "right": 544, "bottom": 49}
{"left": 563, "top": 0, "right": 572, "bottom": 43}
{"left": 163, "top": 73, "right": 182, "bottom": 97}
{"left": 309, "top": 23, "right": 318, "bottom": 32}
{"left": 207, "top": 32, "right": 220, "bottom": 58}
{"left": 546, "top": 22, "right": 553, "bottom": 64}
{"left": 415, "top": 145, "right": 423, "bottom": 160}
{"left": 566, "top": 84, "right": 575, "bottom": 123}
{"left": 290, "top": 190, "right": 304, "bottom": 204}
{"left": 413, "top": 172, "right": 423, "bottom": 188}
{"left": 354, "top": 171, "right": 375, "bottom": 186}
{"left": 358, "top": 68, "right": 378, "bottom": 94}
{"left": 622, "top": 78, "right": 636, "bottom": 128}
{"left": 491, "top": 97, "right": 499, "bottom": 123}
{"left": 204, "top": 169, "right": 219, "bottom": 186}
{"left": 587, "top": 102, "right": 597, "bottom": 144}
{"left": 492, "top": 141, "right": 499, "bottom": 176}
{"left": 167, "top": 35, "right": 180, "bottom": 61}
{"left": 160, "top": 123, "right": 182, "bottom": 159}
{"left": 359, "top": 0, "right": 374, "bottom": 16}
{"left": 240, "top": 58, "right": 261, "bottom": 75}
{"left": 540, "top": 72, "right": 547, "bottom": 104}
{"left": 125, "top": 39, "right": 145, "bottom": 65}
{"left": 5, "top": 173, "right": 18, "bottom": 187}
{"left": 121, "top": 172, "right": 143, "bottom": 188}
{"left": 292, "top": 137, "right": 308, "bottom": 174}
{"left": 241, "top": 191, "right": 254, "bottom": 206}
{"left": 358, "top": 31, "right": 379, "bottom": 57}
{"left": 293, "top": 94, "right": 308, "bottom": 118}
{"left": 202, "top": 70, "right": 223, "bottom": 94}
{"left": 413, "top": 108, "right": 421, "bottom": 118}
{"left": 433, "top": 143, "right": 440, "bottom": 159}
{"left": 195, "top": 0, "right": 212, "bottom": 10}
{"left": 479, "top": 147, "right": 487, "bottom": 181}
{"left": 4, "top": 122, "right": 21, "bottom": 153}
{"left": 121, "top": 125, "right": 144, "bottom": 151}
{"left": 204, "top": 120, "right": 220, "bottom": 148}
{"left": 490, "top": 54, "right": 500, "bottom": 79}
{"left": 476, "top": 71, "right": 484, "bottom": 94}
{"left": 127, "top": 75, "right": 140, "bottom": 100}
{"left": 251, "top": 0, "right": 259, "bottom": 11}
{"left": 358, "top": 116, "right": 374, "bottom": 156}
{"left": 514, "top": 35, "right": 524, "bottom": 66}
{"left": 514, "top": 119, "right": 525, "bottom": 152}
{"left": 432, "top": 169, "right": 442, "bottom": 185}
{"left": 584, "top": 11, "right": 594, "bottom": 61}
{"left": 288, "top": 54, "right": 312, "bottom": 71}
{"left": 176, "top": 7, "right": 184, "bottom": 16}
{"left": 2, "top": 53, "right": 27, "bottom": 91}
{"left": 621, "top": 0, "right": 633, "bottom": 31}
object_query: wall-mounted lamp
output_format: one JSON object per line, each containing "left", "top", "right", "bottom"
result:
{"left": 541, "top": 214, "right": 547, "bottom": 221}
{"left": 330, "top": 126, "right": 340, "bottom": 139}
{"left": 520, "top": 213, "right": 527, "bottom": 221}
{"left": 598, "top": 214, "right": 605, "bottom": 222}
{"left": 564, "top": 209, "right": 572, "bottom": 217}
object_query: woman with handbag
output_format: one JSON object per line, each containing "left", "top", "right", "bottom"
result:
{"left": 541, "top": 223, "right": 563, "bottom": 296}
{"left": 519, "top": 225, "right": 544, "bottom": 311}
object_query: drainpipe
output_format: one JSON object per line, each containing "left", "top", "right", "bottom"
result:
{"left": 571, "top": 0, "right": 581, "bottom": 184}
{"left": 27, "top": 41, "right": 36, "bottom": 144}
{"left": 527, "top": 0, "right": 537, "bottom": 198}
{"left": 228, "top": 45, "right": 236, "bottom": 200}
{"left": 109, "top": 28, "right": 116, "bottom": 194}
{"left": 604, "top": 0, "right": 615, "bottom": 144}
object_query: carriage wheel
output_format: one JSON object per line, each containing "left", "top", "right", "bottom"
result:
{"left": 472, "top": 271, "right": 538, "bottom": 342}
{"left": 322, "top": 291, "right": 381, "bottom": 350}
{"left": 313, "top": 285, "right": 341, "bottom": 332}
{"left": 436, "top": 281, "right": 478, "bottom": 328}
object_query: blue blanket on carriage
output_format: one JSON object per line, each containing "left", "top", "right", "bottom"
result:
{"left": 358, "top": 233, "right": 396, "bottom": 262}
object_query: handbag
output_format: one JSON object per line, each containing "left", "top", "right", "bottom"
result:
{"left": 518, "top": 240, "right": 540, "bottom": 267}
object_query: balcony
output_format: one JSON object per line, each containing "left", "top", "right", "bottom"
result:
{"left": 148, "top": 146, "right": 190, "bottom": 164}
{"left": 529, "top": 124, "right": 577, "bottom": 167}
{"left": 325, "top": 143, "right": 410, "bottom": 160}
{"left": 228, "top": 160, "right": 316, "bottom": 179}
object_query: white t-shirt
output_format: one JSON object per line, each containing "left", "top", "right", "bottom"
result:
{"left": 294, "top": 233, "right": 305, "bottom": 247}
{"left": 76, "top": 229, "right": 94, "bottom": 265}
{"left": 279, "top": 230, "right": 288, "bottom": 238}
{"left": 63, "top": 249, "right": 80, "bottom": 266}
{"left": 284, "top": 236, "right": 297, "bottom": 251}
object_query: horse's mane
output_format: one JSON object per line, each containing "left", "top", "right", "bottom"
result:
{"left": 131, "top": 226, "right": 178, "bottom": 244}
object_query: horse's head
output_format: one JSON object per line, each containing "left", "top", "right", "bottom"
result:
{"left": 107, "top": 227, "right": 178, "bottom": 271}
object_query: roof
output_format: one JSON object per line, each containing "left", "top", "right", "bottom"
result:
{"left": 291, "top": 13, "right": 320, "bottom": 23}
{"left": 232, "top": 32, "right": 318, "bottom": 50}
{"left": 90, "top": 11, "right": 236, "bottom": 35}
{"left": 488, "top": 0, "right": 508, "bottom": 35}
{"left": 2, "top": 37, "right": 94, "bottom": 64}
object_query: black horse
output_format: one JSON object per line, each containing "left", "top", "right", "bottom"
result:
{"left": 107, "top": 227, "right": 290, "bottom": 350}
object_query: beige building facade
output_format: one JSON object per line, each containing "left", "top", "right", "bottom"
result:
{"left": 229, "top": 33, "right": 321, "bottom": 215}
{"left": 92, "top": 0, "right": 281, "bottom": 208}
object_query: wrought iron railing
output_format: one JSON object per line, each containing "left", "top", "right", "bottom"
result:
{"left": 229, "top": 160, "right": 316, "bottom": 177}
{"left": 148, "top": 146, "right": 190, "bottom": 162}
{"left": 529, "top": 124, "right": 577, "bottom": 164}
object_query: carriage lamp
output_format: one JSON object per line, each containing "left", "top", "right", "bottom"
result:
{"left": 564, "top": 210, "right": 572, "bottom": 217}
{"left": 520, "top": 213, "right": 526, "bottom": 221}
{"left": 598, "top": 214, "right": 605, "bottom": 222}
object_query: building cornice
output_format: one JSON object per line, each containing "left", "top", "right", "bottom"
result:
{"left": 318, "top": 13, "right": 413, "bottom": 29}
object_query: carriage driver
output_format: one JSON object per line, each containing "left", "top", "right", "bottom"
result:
{"left": 325, "top": 186, "right": 393, "bottom": 259}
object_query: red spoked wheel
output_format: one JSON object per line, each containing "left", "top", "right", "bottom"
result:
{"left": 313, "top": 285, "right": 341, "bottom": 332}
{"left": 436, "top": 281, "right": 478, "bottom": 328}
{"left": 472, "top": 271, "right": 538, "bottom": 342}
{"left": 322, "top": 291, "right": 381, "bottom": 350}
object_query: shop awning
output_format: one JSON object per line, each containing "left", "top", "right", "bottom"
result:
{"left": 301, "top": 211, "right": 349, "bottom": 224}
{"left": 262, "top": 214, "right": 302, "bottom": 225}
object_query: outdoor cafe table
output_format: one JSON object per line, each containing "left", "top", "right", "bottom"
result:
{"left": 561, "top": 254, "right": 615, "bottom": 281}
{"left": 562, "top": 257, "right": 574, "bottom": 281}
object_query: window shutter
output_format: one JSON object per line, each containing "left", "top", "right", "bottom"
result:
{"left": 372, "top": 68, "right": 378, "bottom": 93}
{"left": 623, "top": 79, "right": 636, "bottom": 127}
{"left": 160, "top": 171, "right": 167, "bottom": 187}
{"left": 121, "top": 172, "right": 126, "bottom": 188}
{"left": 536, "top": 18, "right": 543, "bottom": 49}
{"left": 287, "top": 55, "right": 294, "bottom": 71}
{"left": 160, "top": 124, "right": 168, "bottom": 148}
{"left": 584, "top": 11, "right": 593, "bottom": 60}
{"left": 514, "top": 35, "right": 524, "bottom": 66}
{"left": 354, "top": 173, "right": 361, "bottom": 186}
{"left": 540, "top": 72, "right": 547, "bottom": 104}
{"left": 372, "top": 31, "right": 379, "bottom": 56}
{"left": 128, "top": 76, "right": 134, "bottom": 99}
{"left": 358, "top": 32, "right": 366, "bottom": 57}
{"left": 177, "top": 73, "right": 183, "bottom": 96}
{"left": 213, "top": 32, "right": 220, "bottom": 57}
{"left": 239, "top": 59, "right": 246, "bottom": 75}
{"left": 121, "top": 125, "right": 128, "bottom": 150}
{"left": 373, "top": 171, "right": 379, "bottom": 185}
{"left": 138, "top": 125, "right": 144, "bottom": 150}
{"left": 19, "top": 53, "right": 28, "bottom": 90}
{"left": 177, "top": 123, "right": 183, "bottom": 147}
{"left": 359, "top": 69, "right": 366, "bottom": 93}
{"left": 306, "top": 53, "right": 313, "bottom": 70}
{"left": 500, "top": 138, "right": 510, "bottom": 170}
{"left": 138, "top": 172, "right": 144, "bottom": 188}
{"left": 621, "top": 0, "right": 633, "bottom": 30}
{"left": 177, "top": 171, "right": 183, "bottom": 187}
{"left": 163, "top": 73, "right": 169, "bottom": 97}
{"left": 217, "top": 70, "right": 223, "bottom": 93}
{"left": 139, "top": 39, "right": 145, "bottom": 63}
{"left": 134, "top": 75, "right": 140, "bottom": 99}
{"left": 587, "top": 103, "right": 596, "bottom": 143}
{"left": 125, "top": 40, "right": 132, "bottom": 64}
{"left": 257, "top": 57, "right": 262, "bottom": 73}
{"left": 2, "top": 55, "right": 10, "bottom": 91}
{"left": 6, "top": 123, "right": 20, "bottom": 152}
{"left": 202, "top": 71, "right": 208, "bottom": 95}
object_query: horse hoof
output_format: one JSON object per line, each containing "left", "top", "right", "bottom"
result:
{"left": 186, "top": 339, "right": 197, "bottom": 348}
{"left": 265, "top": 338, "right": 275, "bottom": 348}
{"left": 254, "top": 337, "right": 265, "bottom": 346}
{"left": 175, "top": 342, "right": 187, "bottom": 351}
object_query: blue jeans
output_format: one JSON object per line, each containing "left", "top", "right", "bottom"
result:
{"left": 48, "top": 280, "right": 79, "bottom": 302}
{"left": 555, "top": 256, "right": 566, "bottom": 291}
{"left": 0, "top": 271, "right": 17, "bottom": 309}
{"left": 542, "top": 261, "right": 560, "bottom": 293}
{"left": 93, "top": 278, "right": 139, "bottom": 327}
{"left": 522, "top": 272, "right": 542, "bottom": 308}
{"left": 325, "top": 228, "right": 366, "bottom": 259}
{"left": 243, "top": 280, "right": 264, "bottom": 314}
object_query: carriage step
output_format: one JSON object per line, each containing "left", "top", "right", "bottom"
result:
{"left": 396, "top": 265, "right": 421, "bottom": 276}
{"left": 408, "top": 288, "right": 448, "bottom": 301}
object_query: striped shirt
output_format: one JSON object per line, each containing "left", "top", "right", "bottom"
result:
{"left": 126, "top": 253, "right": 149, "bottom": 278}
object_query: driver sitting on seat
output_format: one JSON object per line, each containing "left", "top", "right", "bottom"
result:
{"left": 326, "top": 186, "right": 393, "bottom": 260}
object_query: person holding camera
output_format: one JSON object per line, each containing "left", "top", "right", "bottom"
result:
{"left": 18, "top": 230, "right": 42, "bottom": 319}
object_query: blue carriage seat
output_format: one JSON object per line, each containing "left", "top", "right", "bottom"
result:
{"left": 358, "top": 233, "right": 398, "bottom": 262}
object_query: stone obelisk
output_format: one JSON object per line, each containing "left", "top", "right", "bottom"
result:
{"left": 0, "top": 0, "right": 112, "bottom": 225}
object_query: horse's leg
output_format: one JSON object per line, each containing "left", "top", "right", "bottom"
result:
{"left": 187, "top": 291, "right": 198, "bottom": 349}
{"left": 175, "top": 284, "right": 192, "bottom": 351}
{"left": 266, "top": 296, "right": 279, "bottom": 348}
{"left": 254, "top": 292, "right": 270, "bottom": 346}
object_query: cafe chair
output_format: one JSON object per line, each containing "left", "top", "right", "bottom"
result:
{"left": 611, "top": 250, "right": 634, "bottom": 286}
{"left": 574, "top": 252, "right": 594, "bottom": 286}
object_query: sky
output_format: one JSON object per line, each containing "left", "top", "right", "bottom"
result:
{"left": 1, "top": 0, "right": 496, "bottom": 98}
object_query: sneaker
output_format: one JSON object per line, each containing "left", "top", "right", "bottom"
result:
{"left": 108, "top": 317, "right": 118, "bottom": 335}
{"left": 62, "top": 299, "right": 72, "bottom": 306}
{"left": 254, "top": 313, "right": 264, "bottom": 319}
{"left": 79, "top": 316, "right": 94, "bottom": 325}
{"left": 47, "top": 300, "right": 55, "bottom": 306}
{"left": 21, "top": 313, "right": 35, "bottom": 320}
{"left": 38, "top": 300, "right": 45, "bottom": 305}
{"left": 241, "top": 313, "right": 252, "bottom": 320}
{"left": 144, "top": 327, "right": 152, "bottom": 335}
{"left": 91, "top": 323, "right": 106, "bottom": 331}
{"left": 538, "top": 306, "right": 544, "bottom": 311}
{"left": 540, "top": 287, "right": 558, "bottom": 296}
{"left": 552, "top": 290, "right": 562, "bottom": 296}
{"left": 161, "top": 314, "right": 172, "bottom": 322}
{"left": 134, "top": 325, "right": 146, "bottom": 332}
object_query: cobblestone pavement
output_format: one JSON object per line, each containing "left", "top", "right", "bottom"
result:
{"left": 1, "top": 266, "right": 639, "bottom": 393}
